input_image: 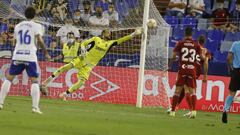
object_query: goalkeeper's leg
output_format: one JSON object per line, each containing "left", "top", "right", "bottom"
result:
{"left": 42, "top": 63, "right": 74, "bottom": 86}
{"left": 59, "top": 77, "right": 87, "bottom": 100}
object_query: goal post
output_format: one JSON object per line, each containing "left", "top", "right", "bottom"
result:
{"left": 0, "top": 0, "right": 171, "bottom": 108}
{"left": 136, "top": 0, "right": 150, "bottom": 108}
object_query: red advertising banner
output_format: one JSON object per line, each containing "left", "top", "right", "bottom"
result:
{"left": 168, "top": 72, "right": 240, "bottom": 113}
{"left": 0, "top": 59, "right": 239, "bottom": 113}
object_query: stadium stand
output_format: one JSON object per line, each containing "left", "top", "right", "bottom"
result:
{"left": 0, "top": 0, "right": 239, "bottom": 76}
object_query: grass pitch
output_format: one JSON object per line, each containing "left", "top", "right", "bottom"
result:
{"left": 0, "top": 96, "right": 239, "bottom": 135}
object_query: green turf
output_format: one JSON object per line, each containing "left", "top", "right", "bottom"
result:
{"left": 0, "top": 96, "right": 239, "bottom": 135}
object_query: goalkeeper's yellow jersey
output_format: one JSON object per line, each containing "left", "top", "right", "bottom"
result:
{"left": 80, "top": 35, "right": 133, "bottom": 66}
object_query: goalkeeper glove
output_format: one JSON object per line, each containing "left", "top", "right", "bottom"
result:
{"left": 131, "top": 27, "right": 143, "bottom": 37}
{"left": 80, "top": 46, "right": 87, "bottom": 57}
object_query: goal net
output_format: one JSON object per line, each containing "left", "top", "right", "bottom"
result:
{"left": 0, "top": 0, "right": 170, "bottom": 108}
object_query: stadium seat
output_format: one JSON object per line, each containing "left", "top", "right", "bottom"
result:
{"left": 68, "top": 0, "right": 80, "bottom": 13}
{"left": 5, "top": 43, "right": 13, "bottom": 51}
{"left": 95, "top": 0, "right": 109, "bottom": 11}
{"left": 44, "top": 36, "right": 53, "bottom": 48}
{"left": 169, "top": 37, "right": 178, "bottom": 47}
{"left": 125, "top": 0, "right": 139, "bottom": 8}
{"left": 181, "top": 16, "right": 197, "bottom": 28}
{"left": 171, "top": 27, "right": 185, "bottom": 40}
{"left": 213, "top": 51, "right": 228, "bottom": 63}
{"left": 224, "top": 32, "right": 236, "bottom": 41}
{"left": 207, "top": 29, "right": 224, "bottom": 42}
{"left": 37, "top": 50, "right": 45, "bottom": 61}
{"left": 197, "top": 18, "right": 208, "bottom": 30}
{"left": 204, "top": 0, "right": 213, "bottom": 14}
{"left": 233, "top": 32, "right": 240, "bottom": 41}
{"left": 193, "top": 29, "right": 207, "bottom": 40}
{"left": 0, "top": 24, "right": 8, "bottom": 32}
{"left": 164, "top": 15, "right": 179, "bottom": 28}
{"left": 115, "top": 0, "right": 129, "bottom": 22}
{"left": 220, "top": 41, "right": 233, "bottom": 52}
{"left": 205, "top": 39, "right": 220, "bottom": 53}
{"left": 229, "top": 0, "right": 236, "bottom": 13}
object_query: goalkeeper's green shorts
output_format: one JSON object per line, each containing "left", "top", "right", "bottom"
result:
{"left": 70, "top": 57, "right": 93, "bottom": 80}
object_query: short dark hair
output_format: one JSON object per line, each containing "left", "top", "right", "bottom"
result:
{"left": 198, "top": 35, "right": 206, "bottom": 44}
{"left": 67, "top": 32, "right": 74, "bottom": 36}
{"left": 237, "top": 0, "right": 240, "bottom": 4}
{"left": 75, "top": 9, "right": 81, "bottom": 13}
{"left": 185, "top": 27, "right": 193, "bottom": 37}
{"left": 216, "top": 0, "right": 224, "bottom": 3}
{"left": 25, "top": 7, "right": 36, "bottom": 19}
{"left": 101, "top": 30, "right": 110, "bottom": 35}
{"left": 83, "top": 0, "right": 91, "bottom": 5}
{"left": 109, "top": 2, "right": 114, "bottom": 5}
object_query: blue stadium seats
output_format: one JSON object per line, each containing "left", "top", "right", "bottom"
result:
{"left": 37, "top": 50, "right": 45, "bottom": 61}
{"left": 172, "top": 27, "right": 185, "bottom": 40}
{"left": 229, "top": 0, "right": 236, "bottom": 13}
{"left": 48, "top": 49, "right": 62, "bottom": 59}
{"left": 95, "top": 0, "right": 109, "bottom": 11}
{"left": 197, "top": 18, "right": 208, "bottom": 30}
{"left": 169, "top": 37, "right": 178, "bottom": 47}
{"left": 193, "top": 29, "right": 207, "bottom": 40}
{"left": 164, "top": 15, "right": 179, "bottom": 28}
{"left": 220, "top": 41, "right": 233, "bottom": 52}
{"left": 181, "top": 16, "right": 197, "bottom": 28}
{"left": 224, "top": 32, "right": 236, "bottom": 41}
{"left": 224, "top": 32, "right": 240, "bottom": 41}
{"left": 234, "top": 32, "right": 240, "bottom": 41}
{"left": 204, "top": 0, "right": 213, "bottom": 14}
{"left": 115, "top": 0, "right": 129, "bottom": 22}
{"left": 207, "top": 29, "right": 224, "bottom": 42}
{"left": 213, "top": 51, "right": 228, "bottom": 63}
{"left": 205, "top": 39, "right": 220, "bottom": 53}
{"left": 68, "top": 0, "right": 80, "bottom": 13}
{"left": 44, "top": 36, "right": 53, "bottom": 48}
{"left": 0, "top": 24, "right": 8, "bottom": 33}
{"left": 0, "top": 43, "right": 13, "bottom": 51}
{"left": 125, "top": 0, "right": 139, "bottom": 8}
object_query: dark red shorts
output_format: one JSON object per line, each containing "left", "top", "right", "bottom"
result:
{"left": 176, "top": 69, "right": 197, "bottom": 88}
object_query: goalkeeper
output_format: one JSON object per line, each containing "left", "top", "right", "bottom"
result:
{"left": 41, "top": 28, "right": 143, "bottom": 100}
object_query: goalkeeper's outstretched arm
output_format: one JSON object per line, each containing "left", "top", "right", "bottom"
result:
{"left": 116, "top": 28, "right": 143, "bottom": 45}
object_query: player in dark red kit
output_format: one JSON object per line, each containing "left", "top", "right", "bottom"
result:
{"left": 167, "top": 35, "right": 211, "bottom": 116}
{"left": 169, "top": 27, "right": 203, "bottom": 118}
{"left": 195, "top": 35, "right": 211, "bottom": 82}
{"left": 183, "top": 35, "right": 211, "bottom": 117}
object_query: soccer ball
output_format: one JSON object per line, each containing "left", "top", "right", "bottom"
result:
{"left": 147, "top": 19, "right": 157, "bottom": 28}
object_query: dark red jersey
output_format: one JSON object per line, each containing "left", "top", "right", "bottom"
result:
{"left": 174, "top": 38, "right": 202, "bottom": 88}
{"left": 174, "top": 37, "right": 201, "bottom": 75}
{"left": 195, "top": 44, "right": 212, "bottom": 78}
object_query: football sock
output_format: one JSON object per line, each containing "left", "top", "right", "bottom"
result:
{"left": 171, "top": 94, "right": 179, "bottom": 111}
{"left": 223, "top": 96, "right": 234, "bottom": 112}
{"left": 191, "top": 94, "right": 197, "bottom": 110}
{"left": 31, "top": 83, "right": 40, "bottom": 109}
{"left": 68, "top": 78, "right": 86, "bottom": 93}
{"left": 186, "top": 93, "right": 192, "bottom": 110}
{"left": 0, "top": 80, "right": 11, "bottom": 105}
{"left": 178, "top": 89, "right": 185, "bottom": 105}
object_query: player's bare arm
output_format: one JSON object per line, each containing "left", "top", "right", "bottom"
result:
{"left": 36, "top": 34, "right": 51, "bottom": 61}
{"left": 203, "top": 56, "right": 209, "bottom": 82}
{"left": 227, "top": 52, "right": 233, "bottom": 75}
